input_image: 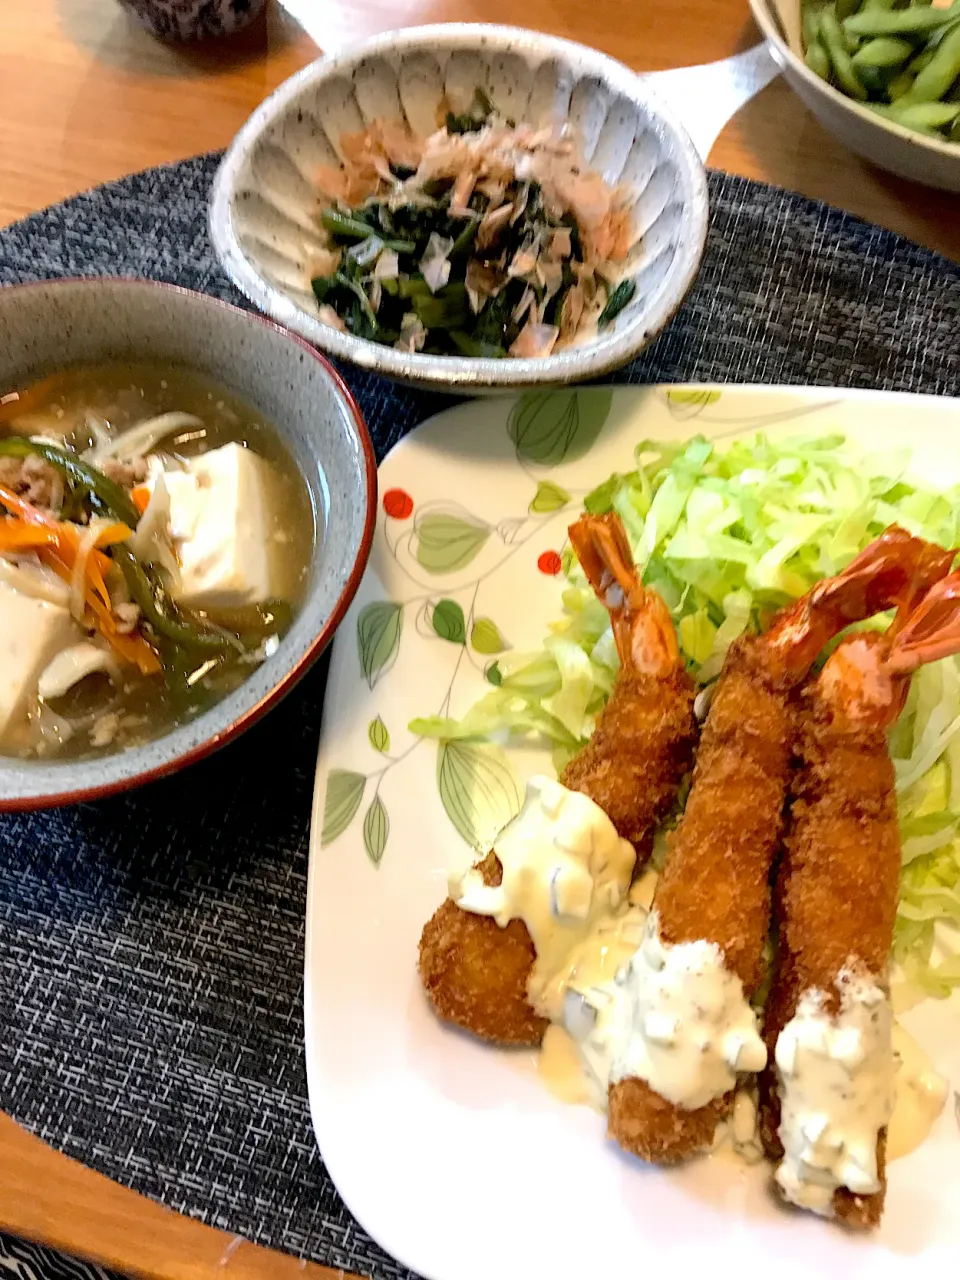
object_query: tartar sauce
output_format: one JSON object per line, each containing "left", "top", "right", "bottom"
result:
{"left": 449, "top": 776, "right": 636, "bottom": 1020}
{"left": 775, "top": 968, "right": 894, "bottom": 1216}
{"left": 566, "top": 909, "right": 767, "bottom": 1110}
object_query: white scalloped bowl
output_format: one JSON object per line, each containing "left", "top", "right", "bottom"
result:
{"left": 209, "top": 24, "right": 709, "bottom": 394}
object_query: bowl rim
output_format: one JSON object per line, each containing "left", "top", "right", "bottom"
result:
{"left": 749, "top": 0, "right": 960, "bottom": 162}
{"left": 0, "top": 275, "right": 378, "bottom": 812}
{"left": 209, "top": 21, "right": 710, "bottom": 391}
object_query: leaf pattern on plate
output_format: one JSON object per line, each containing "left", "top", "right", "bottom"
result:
{"left": 322, "top": 769, "right": 366, "bottom": 847}
{"left": 357, "top": 601, "right": 403, "bottom": 689}
{"left": 436, "top": 740, "right": 522, "bottom": 853}
{"left": 363, "top": 794, "right": 389, "bottom": 866}
{"left": 368, "top": 716, "right": 390, "bottom": 753}
{"left": 470, "top": 616, "right": 508, "bottom": 655}
{"left": 507, "top": 389, "right": 613, "bottom": 467}
{"left": 529, "top": 480, "right": 571, "bottom": 514}
{"left": 431, "top": 599, "right": 466, "bottom": 645}
{"left": 664, "top": 388, "right": 722, "bottom": 419}
{"left": 415, "top": 512, "right": 490, "bottom": 574}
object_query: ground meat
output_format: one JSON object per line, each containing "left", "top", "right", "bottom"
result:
{"left": 113, "top": 601, "right": 141, "bottom": 634}
{"left": 0, "top": 454, "right": 64, "bottom": 511}
{"left": 99, "top": 457, "right": 148, "bottom": 487}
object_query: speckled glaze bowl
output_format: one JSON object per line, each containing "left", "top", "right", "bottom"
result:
{"left": 209, "top": 24, "right": 709, "bottom": 394}
{"left": 0, "top": 278, "right": 376, "bottom": 811}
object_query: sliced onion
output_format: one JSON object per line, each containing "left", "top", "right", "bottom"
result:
{"left": 0, "top": 554, "right": 70, "bottom": 607}
{"left": 128, "top": 471, "right": 179, "bottom": 582}
{"left": 69, "top": 520, "right": 104, "bottom": 622}
{"left": 83, "top": 413, "right": 204, "bottom": 463}
{"left": 38, "top": 642, "right": 121, "bottom": 701}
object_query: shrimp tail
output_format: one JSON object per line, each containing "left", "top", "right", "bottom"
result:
{"left": 887, "top": 570, "right": 960, "bottom": 674}
{"left": 763, "top": 526, "right": 953, "bottom": 680}
{"left": 567, "top": 513, "right": 680, "bottom": 676}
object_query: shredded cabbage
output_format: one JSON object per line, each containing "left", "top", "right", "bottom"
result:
{"left": 411, "top": 431, "right": 960, "bottom": 997}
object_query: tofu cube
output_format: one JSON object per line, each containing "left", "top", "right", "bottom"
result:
{"left": 164, "top": 443, "right": 281, "bottom": 610}
{"left": 0, "top": 580, "right": 76, "bottom": 741}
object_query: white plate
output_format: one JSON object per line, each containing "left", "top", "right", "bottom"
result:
{"left": 306, "top": 385, "right": 960, "bottom": 1280}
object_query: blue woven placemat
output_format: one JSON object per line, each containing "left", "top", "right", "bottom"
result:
{"left": 0, "top": 153, "right": 957, "bottom": 1279}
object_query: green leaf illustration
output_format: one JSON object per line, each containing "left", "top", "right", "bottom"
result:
{"left": 529, "top": 480, "right": 572, "bottom": 514}
{"left": 416, "top": 512, "right": 490, "bottom": 574}
{"left": 363, "top": 794, "right": 389, "bottom": 866}
{"left": 321, "top": 769, "right": 366, "bottom": 846}
{"left": 507, "top": 389, "right": 613, "bottom": 467}
{"left": 666, "top": 388, "right": 721, "bottom": 407}
{"left": 470, "top": 616, "right": 508, "bottom": 655}
{"left": 368, "top": 716, "right": 390, "bottom": 753}
{"left": 432, "top": 598, "right": 466, "bottom": 645}
{"left": 436, "top": 740, "right": 522, "bottom": 853}
{"left": 357, "top": 600, "right": 403, "bottom": 689}
{"left": 485, "top": 660, "right": 503, "bottom": 686}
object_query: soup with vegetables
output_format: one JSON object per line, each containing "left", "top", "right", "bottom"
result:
{"left": 0, "top": 362, "right": 315, "bottom": 761}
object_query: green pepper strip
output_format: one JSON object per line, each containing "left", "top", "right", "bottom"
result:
{"left": 0, "top": 435, "right": 244, "bottom": 653}
{"left": 0, "top": 435, "right": 140, "bottom": 527}
{"left": 111, "top": 543, "right": 245, "bottom": 653}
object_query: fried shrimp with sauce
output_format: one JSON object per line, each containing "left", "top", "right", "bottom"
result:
{"left": 606, "top": 528, "right": 951, "bottom": 1165}
{"left": 759, "top": 569, "right": 960, "bottom": 1230}
{"left": 417, "top": 512, "right": 695, "bottom": 1047}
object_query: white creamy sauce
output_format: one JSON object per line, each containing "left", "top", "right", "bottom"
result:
{"left": 571, "top": 909, "right": 766, "bottom": 1110}
{"left": 775, "top": 969, "right": 894, "bottom": 1216}
{"left": 888, "top": 1023, "right": 949, "bottom": 1160}
{"left": 449, "top": 776, "right": 636, "bottom": 1021}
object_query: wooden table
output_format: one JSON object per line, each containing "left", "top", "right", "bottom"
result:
{"left": 0, "top": 1, "right": 956, "bottom": 1277}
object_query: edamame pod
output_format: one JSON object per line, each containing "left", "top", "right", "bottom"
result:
{"left": 899, "top": 24, "right": 960, "bottom": 102}
{"left": 822, "top": 6, "right": 870, "bottom": 97}
{"left": 887, "top": 68, "right": 916, "bottom": 99}
{"left": 852, "top": 35, "right": 914, "bottom": 66}
{"left": 843, "top": 3, "right": 960, "bottom": 37}
{"left": 886, "top": 99, "right": 960, "bottom": 126}
{"left": 806, "top": 39, "right": 832, "bottom": 79}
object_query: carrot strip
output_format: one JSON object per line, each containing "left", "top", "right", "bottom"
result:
{"left": 130, "top": 487, "right": 151, "bottom": 515}
{"left": 1, "top": 483, "right": 160, "bottom": 676}
{"left": 0, "top": 483, "right": 61, "bottom": 531}
{"left": 0, "top": 520, "right": 59, "bottom": 551}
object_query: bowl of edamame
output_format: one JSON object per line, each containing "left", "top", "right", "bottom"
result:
{"left": 750, "top": 0, "right": 960, "bottom": 192}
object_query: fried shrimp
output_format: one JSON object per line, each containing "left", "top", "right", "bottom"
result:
{"left": 560, "top": 512, "right": 696, "bottom": 854}
{"left": 607, "top": 527, "right": 952, "bottom": 1165}
{"left": 417, "top": 512, "right": 695, "bottom": 1047}
{"left": 760, "top": 570, "right": 960, "bottom": 1230}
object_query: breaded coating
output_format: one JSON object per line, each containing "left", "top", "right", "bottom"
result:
{"left": 418, "top": 852, "right": 548, "bottom": 1047}
{"left": 759, "top": 683, "right": 900, "bottom": 1229}
{"left": 561, "top": 667, "right": 696, "bottom": 857}
{"left": 606, "top": 636, "right": 796, "bottom": 1163}
{"left": 608, "top": 1079, "right": 727, "bottom": 1165}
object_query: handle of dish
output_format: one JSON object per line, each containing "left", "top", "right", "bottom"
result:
{"left": 640, "top": 43, "right": 780, "bottom": 162}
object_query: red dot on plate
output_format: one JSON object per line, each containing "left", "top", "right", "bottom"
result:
{"left": 383, "top": 488, "right": 414, "bottom": 520}
{"left": 538, "top": 550, "right": 562, "bottom": 576}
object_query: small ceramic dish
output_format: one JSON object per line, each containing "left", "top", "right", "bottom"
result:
{"left": 0, "top": 278, "right": 376, "bottom": 810}
{"left": 750, "top": 0, "right": 960, "bottom": 193}
{"left": 209, "top": 23, "right": 709, "bottom": 394}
